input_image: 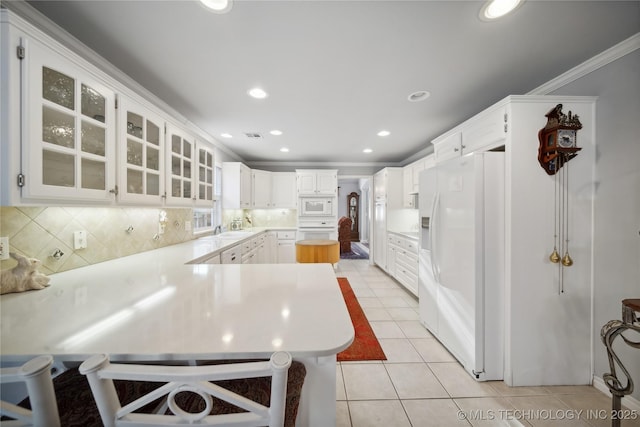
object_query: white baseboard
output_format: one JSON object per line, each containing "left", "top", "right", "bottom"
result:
{"left": 592, "top": 375, "right": 640, "bottom": 412}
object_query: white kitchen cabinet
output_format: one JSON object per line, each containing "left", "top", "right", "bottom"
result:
{"left": 222, "top": 162, "right": 251, "bottom": 209}
{"left": 463, "top": 105, "right": 507, "bottom": 154}
{"left": 373, "top": 167, "right": 402, "bottom": 207}
{"left": 296, "top": 170, "right": 337, "bottom": 196}
{"left": 256, "top": 233, "right": 267, "bottom": 264}
{"left": 117, "top": 95, "right": 165, "bottom": 204}
{"left": 266, "top": 231, "right": 278, "bottom": 263}
{"left": 20, "top": 36, "right": 116, "bottom": 203}
{"left": 387, "top": 233, "right": 418, "bottom": 296}
{"left": 433, "top": 132, "right": 463, "bottom": 163}
{"left": 252, "top": 169, "right": 272, "bottom": 208}
{"left": 433, "top": 105, "right": 507, "bottom": 164}
{"left": 165, "top": 124, "right": 195, "bottom": 206}
{"left": 271, "top": 172, "right": 297, "bottom": 208}
{"left": 276, "top": 230, "right": 296, "bottom": 263}
{"left": 403, "top": 157, "right": 427, "bottom": 208}
{"left": 195, "top": 142, "right": 215, "bottom": 206}
{"left": 221, "top": 245, "right": 241, "bottom": 264}
{"left": 386, "top": 237, "right": 397, "bottom": 277}
{"left": 1, "top": 10, "right": 221, "bottom": 208}
{"left": 394, "top": 237, "right": 418, "bottom": 296}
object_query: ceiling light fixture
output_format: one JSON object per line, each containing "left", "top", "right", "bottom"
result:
{"left": 363, "top": 148, "right": 373, "bottom": 153}
{"left": 248, "top": 87, "right": 268, "bottom": 99}
{"left": 270, "top": 130, "right": 283, "bottom": 136}
{"left": 200, "top": 0, "right": 233, "bottom": 14}
{"left": 221, "top": 133, "right": 232, "bottom": 138}
{"left": 408, "top": 90, "right": 431, "bottom": 102}
{"left": 480, "top": 0, "right": 523, "bottom": 21}
{"left": 280, "top": 147, "right": 289, "bottom": 153}
{"left": 377, "top": 130, "right": 390, "bottom": 137}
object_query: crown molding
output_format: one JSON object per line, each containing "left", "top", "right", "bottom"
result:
{"left": 528, "top": 32, "right": 640, "bottom": 95}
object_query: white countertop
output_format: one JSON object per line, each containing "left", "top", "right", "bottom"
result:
{"left": 388, "top": 230, "right": 419, "bottom": 240}
{"left": 0, "top": 234, "right": 353, "bottom": 363}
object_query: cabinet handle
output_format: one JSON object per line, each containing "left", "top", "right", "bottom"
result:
{"left": 454, "top": 147, "right": 460, "bottom": 152}
{"left": 109, "top": 186, "right": 119, "bottom": 196}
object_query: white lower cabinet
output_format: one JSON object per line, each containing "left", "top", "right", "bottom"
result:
{"left": 387, "top": 233, "right": 418, "bottom": 296}
{"left": 221, "top": 245, "right": 241, "bottom": 264}
{"left": 266, "top": 232, "right": 278, "bottom": 263}
{"left": 276, "top": 230, "right": 296, "bottom": 263}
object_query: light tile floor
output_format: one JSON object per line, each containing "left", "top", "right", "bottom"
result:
{"left": 333, "top": 258, "right": 640, "bottom": 427}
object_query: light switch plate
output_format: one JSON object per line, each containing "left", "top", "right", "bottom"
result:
{"left": 73, "top": 230, "right": 87, "bottom": 249}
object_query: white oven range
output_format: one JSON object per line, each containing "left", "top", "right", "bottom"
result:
{"left": 297, "top": 219, "right": 338, "bottom": 241}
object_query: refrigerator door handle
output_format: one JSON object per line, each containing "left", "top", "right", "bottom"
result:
{"left": 430, "top": 192, "right": 440, "bottom": 283}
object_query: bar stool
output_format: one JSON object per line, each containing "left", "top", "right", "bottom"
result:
{"left": 600, "top": 298, "right": 640, "bottom": 427}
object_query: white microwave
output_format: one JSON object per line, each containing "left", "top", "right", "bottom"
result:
{"left": 300, "top": 197, "right": 334, "bottom": 216}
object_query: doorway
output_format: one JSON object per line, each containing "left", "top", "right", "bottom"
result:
{"left": 337, "top": 176, "right": 371, "bottom": 260}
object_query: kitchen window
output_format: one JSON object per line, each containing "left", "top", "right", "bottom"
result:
{"left": 192, "top": 164, "right": 222, "bottom": 234}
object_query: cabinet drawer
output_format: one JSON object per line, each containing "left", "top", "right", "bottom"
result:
{"left": 277, "top": 230, "right": 296, "bottom": 240}
{"left": 396, "top": 268, "right": 418, "bottom": 296}
{"left": 396, "top": 253, "right": 417, "bottom": 275}
{"left": 402, "top": 238, "right": 418, "bottom": 254}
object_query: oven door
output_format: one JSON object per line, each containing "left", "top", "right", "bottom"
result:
{"left": 300, "top": 198, "right": 334, "bottom": 216}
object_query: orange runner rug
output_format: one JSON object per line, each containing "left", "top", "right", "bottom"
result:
{"left": 336, "top": 277, "right": 387, "bottom": 362}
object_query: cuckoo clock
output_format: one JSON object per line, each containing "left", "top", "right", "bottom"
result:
{"left": 539, "top": 104, "right": 584, "bottom": 292}
{"left": 537, "top": 104, "right": 583, "bottom": 175}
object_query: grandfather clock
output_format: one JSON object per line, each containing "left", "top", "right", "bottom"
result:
{"left": 347, "top": 192, "right": 360, "bottom": 242}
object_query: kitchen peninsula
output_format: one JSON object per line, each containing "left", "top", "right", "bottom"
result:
{"left": 0, "top": 235, "right": 354, "bottom": 427}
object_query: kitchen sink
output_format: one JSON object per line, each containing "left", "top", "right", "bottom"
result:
{"left": 217, "top": 230, "right": 254, "bottom": 239}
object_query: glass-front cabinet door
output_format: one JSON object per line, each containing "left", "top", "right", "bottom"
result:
{"left": 165, "top": 124, "right": 195, "bottom": 206}
{"left": 23, "top": 38, "right": 115, "bottom": 202}
{"left": 195, "top": 143, "right": 215, "bottom": 206}
{"left": 117, "top": 96, "right": 165, "bottom": 204}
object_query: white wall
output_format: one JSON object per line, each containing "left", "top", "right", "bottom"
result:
{"left": 550, "top": 50, "right": 640, "bottom": 401}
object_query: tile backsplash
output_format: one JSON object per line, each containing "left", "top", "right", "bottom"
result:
{"left": 0, "top": 207, "right": 194, "bottom": 275}
{"left": 222, "top": 209, "right": 297, "bottom": 230}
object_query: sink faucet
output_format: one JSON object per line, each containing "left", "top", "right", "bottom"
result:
{"left": 213, "top": 225, "right": 222, "bottom": 235}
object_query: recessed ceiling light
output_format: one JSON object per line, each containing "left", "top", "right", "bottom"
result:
{"left": 199, "top": 0, "right": 233, "bottom": 14}
{"left": 408, "top": 90, "right": 431, "bottom": 102}
{"left": 248, "top": 87, "right": 268, "bottom": 99}
{"left": 280, "top": 147, "right": 289, "bottom": 153}
{"left": 270, "top": 130, "right": 283, "bottom": 136}
{"left": 221, "top": 133, "right": 232, "bottom": 138}
{"left": 377, "top": 130, "right": 390, "bottom": 137}
{"left": 363, "top": 148, "right": 373, "bottom": 153}
{"left": 480, "top": 0, "right": 523, "bottom": 21}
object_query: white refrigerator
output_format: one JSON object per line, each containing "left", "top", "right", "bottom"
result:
{"left": 418, "top": 152, "right": 505, "bottom": 381}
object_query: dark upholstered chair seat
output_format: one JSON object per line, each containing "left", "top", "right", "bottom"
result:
{"left": 338, "top": 216, "right": 352, "bottom": 253}
{"left": 12, "top": 359, "right": 306, "bottom": 427}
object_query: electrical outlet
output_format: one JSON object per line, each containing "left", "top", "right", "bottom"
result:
{"left": 0, "top": 237, "right": 9, "bottom": 260}
{"left": 184, "top": 221, "right": 191, "bottom": 231}
{"left": 73, "top": 230, "right": 87, "bottom": 249}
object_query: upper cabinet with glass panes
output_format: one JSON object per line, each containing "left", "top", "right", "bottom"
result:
{"left": 165, "top": 124, "right": 196, "bottom": 206}
{"left": 195, "top": 143, "right": 215, "bottom": 206}
{"left": 1, "top": 12, "right": 219, "bottom": 207}
{"left": 22, "top": 37, "right": 116, "bottom": 202}
{"left": 116, "top": 95, "right": 165, "bottom": 204}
